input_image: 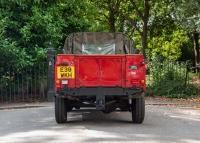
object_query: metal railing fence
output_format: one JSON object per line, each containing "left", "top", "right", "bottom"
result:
{"left": 146, "top": 59, "right": 200, "bottom": 97}
{"left": 0, "top": 63, "right": 47, "bottom": 102}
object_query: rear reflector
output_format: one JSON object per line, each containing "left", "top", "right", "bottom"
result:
{"left": 140, "top": 80, "right": 145, "bottom": 84}
{"left": 56, "top": 80, "right": 60, "bottom": 84}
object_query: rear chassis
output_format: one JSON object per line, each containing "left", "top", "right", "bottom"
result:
{"left": 56, "top": 86, "right": 144, "bottom": 111}
{"left": 54, "top": 86, "right": 145, "bottom": 124}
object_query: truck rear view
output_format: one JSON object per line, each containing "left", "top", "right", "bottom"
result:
{"left": 51, "top": 32, "right": 146, "bottom": 123}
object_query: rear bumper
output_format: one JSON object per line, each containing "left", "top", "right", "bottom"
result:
{"left": 56, "top": 86, "right": 143, "bottom": 96}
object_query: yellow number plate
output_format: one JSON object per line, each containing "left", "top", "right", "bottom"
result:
{"left": 57, "top": 66, "right": 75, "bottom": 78}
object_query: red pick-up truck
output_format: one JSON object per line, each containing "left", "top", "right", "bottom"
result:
{"left": 52, "top": 32, "right": 146, "bottom": 124}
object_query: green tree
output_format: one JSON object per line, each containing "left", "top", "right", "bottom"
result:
{"left": 0, "top": 8, "right": 29, "bottom": 70}
{"left": 89, "top": 0, "right": 123, "bottom": 32}
{"left": 115, "top": 0, "right": 150, "bottom": 58}
{"left": 173, "top": 0, "right": 200, "bottom": 69}
{"left": 146, "top": 1, "right": 190, "bottom": 60}
{"left": 148, "top": 30, "right": 189, "bottom": 60}
{"left": 0, "top": 0, "right": 92, "bottom": 67}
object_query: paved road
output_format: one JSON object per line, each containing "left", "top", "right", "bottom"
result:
{"left": 0, "top": 101, "right": 199, "bottom": 143}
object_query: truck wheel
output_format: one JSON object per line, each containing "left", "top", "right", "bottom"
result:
{"left": 131, "top": 93, "right": 145, "bottom": 123}
{"left": 55, "top": 97, "right": 67, "bottom": 123}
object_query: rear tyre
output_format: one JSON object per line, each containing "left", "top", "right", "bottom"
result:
{"left": 55, "top": 97, "right": 67, "bottom": 123}
{"left": 131, "top": 93, "right": 145, "bottom": 123}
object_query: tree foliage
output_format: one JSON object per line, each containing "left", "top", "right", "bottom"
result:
{"left": 0, "top": 0, "right": 199, "bottom": 65}
{"left": 148, "top": 30, "right": 189, "bottom": 60}
{"left": 172, "top": 0, "right": 200, "bottom": 69}
{"left": 0, "top": 0, "right": 91, "bottom": 68}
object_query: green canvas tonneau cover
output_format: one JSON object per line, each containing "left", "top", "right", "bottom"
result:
{"left": 63, "top": 32, "right": 133, "bottom": 54}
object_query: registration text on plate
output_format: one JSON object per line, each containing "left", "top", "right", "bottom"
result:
{"left": 57, "top": 66, "right": 75, "bottom": 78}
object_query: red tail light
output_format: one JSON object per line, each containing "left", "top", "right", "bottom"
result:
{"left": 56, "top": 62, "right": 60, "bottom": 66}
{"left": 140, "top": 61, "right": 145, "bottom": 66}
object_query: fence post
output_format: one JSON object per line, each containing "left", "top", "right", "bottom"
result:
{"left": 46, "top": 42, "right": 55, "bottom": 102}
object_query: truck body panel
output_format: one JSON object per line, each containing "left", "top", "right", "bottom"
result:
{"left": 55, "top": 54, "right": 145, "bottom": 91}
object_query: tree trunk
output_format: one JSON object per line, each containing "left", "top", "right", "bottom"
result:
{"left": 193, "top": 31, "right": 199, "bottom": 73}
{"left": 141, "top": 0, "right": 150, "bottom": 59}
{"left": 142, "top": 20, "right": 148, "bottom": 59}
{"left": 115, "top": 0, "right": 150, "bottom": 58}
{"left": 108, "top": 6, "right": 116, "bottom": 32}
{"left": 109, "top": 11, "right": 115, "bottom": 32}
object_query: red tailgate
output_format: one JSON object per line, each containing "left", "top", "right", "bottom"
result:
{"left": 75, "top": 55, "right": 126, "bottom": 87}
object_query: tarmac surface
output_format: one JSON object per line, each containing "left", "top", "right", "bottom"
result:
{"left": 0, "top": 98, "right": 199, "bottom": 143}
